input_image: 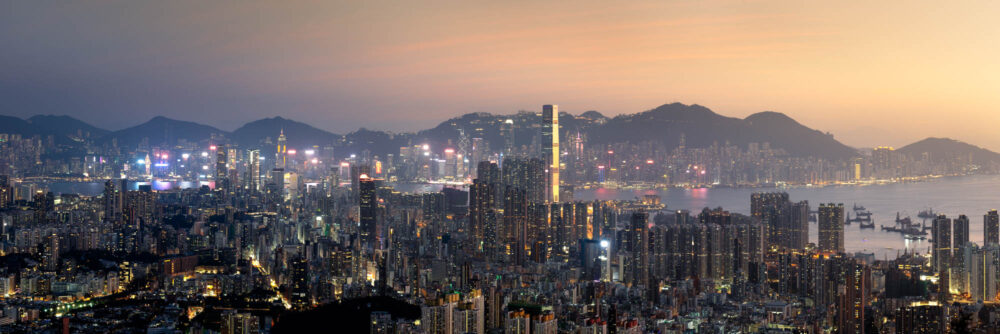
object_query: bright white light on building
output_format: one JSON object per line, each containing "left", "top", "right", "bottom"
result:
{"left": 182, "top": 153, "right": 191, "bottom": 160}
{"left": 201, "top": 152, "right": 209, "bottom": 157}
{"left": 600, "top": 240, "right": 610, "bottom": 248}
{"left": 304, "top": 150, "right": 315, "bottom": 156}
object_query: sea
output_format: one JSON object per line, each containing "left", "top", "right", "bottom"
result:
{"left": 38, "top": 174, "right": 1000, "bottom": 259}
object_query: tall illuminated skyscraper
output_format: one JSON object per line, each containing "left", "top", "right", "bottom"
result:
{"left": 502, "top": 119, "right": 515, "bottom": 157}
{"left": 215, "top": 145, "right": 228, "bottom": 191}
{"left": 542, "top": 104, "right": 559, "bottom": 203}
{"left": 359, "top": 173, "right": 378, "bottom": 252}
{"left": 247, "top": 149, "right": 261, "bottom": 192}
{"left": 818, "top": 203, "right": 844, "bottom": 253}
{"left": 276, "top": 129, "right": 287, "bottom": 169}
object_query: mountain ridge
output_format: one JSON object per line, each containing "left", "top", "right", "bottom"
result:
{"left": 2, "top": 104, "right": 995, "bottom": 164}
{"left": 897, "top": 137, "right": 1000, "bottom": 166}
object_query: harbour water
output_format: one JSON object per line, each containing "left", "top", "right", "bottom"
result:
{"left": 575, "top": 175, "right": 1000, "bottom": 259}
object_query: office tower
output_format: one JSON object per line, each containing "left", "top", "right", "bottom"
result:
{"left": 986, "top": 210, "right": 999, "bottom": 245}
{"left": 818, "top": 203, "right": 844, "bottom": 253}
{"left": 502, "top": 119, "right": 515, "bottom": 156}
{"left": 628, "top": 211, "right": 649, "bottom": 287}
{"left": 542, "top": 104, "right": 559, "bottom": 203}
{"left": 931, "top": 215, "right": 952, "bottom": 276}
{"left": 215, "top": 146, "right": 228, "bottom": 191}
{"left": 247, "top": 149, "right": 261, "bottom": 193}
{"left": 276, "top": 129, "right": 287, "bottom": 169}
{"left": 350, "top": 164, "right": 370, "bottom": 203}
{"left": 836, "top": 260, "right": 869, "bottom": 334}
{"left": 359, "top": 174, "right": 378, "bottom": 252}
{"left": 268, "top": 168, "right": 285, "bottom": 208}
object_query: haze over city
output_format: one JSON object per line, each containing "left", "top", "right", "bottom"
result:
{"left": 3, "top": 1, "right": 1000, "bottom": 149}
{"left": 4, "top": 2, "right": 1000, "bottom": 333}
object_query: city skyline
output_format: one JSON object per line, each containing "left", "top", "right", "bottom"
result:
{"left": 3, "top": 2, "right": 999, "bottom": 332}
{"left": 3, "top": 2, "right": 1000, "bottom": 150}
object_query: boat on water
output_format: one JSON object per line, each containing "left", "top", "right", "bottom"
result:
{"left": 846, "top": 210, "right": 872, "bottom": 223}
{"left": 859, "top": 218, "right": 875, "bottom": 229}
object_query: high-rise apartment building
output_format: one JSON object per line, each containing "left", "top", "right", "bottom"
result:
{"left": 818, "top": 203, "right": 844, "bottom": 253}
{"left": 985, "top": 210, "right": 999, "bottom": 245}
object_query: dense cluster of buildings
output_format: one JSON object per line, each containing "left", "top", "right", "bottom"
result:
{"left": 0, "top": 106, "right": 997, "bottom": 333}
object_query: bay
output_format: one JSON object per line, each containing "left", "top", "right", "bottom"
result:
{"left": 575, "top": 175, "right": 1000, "bottom": 259}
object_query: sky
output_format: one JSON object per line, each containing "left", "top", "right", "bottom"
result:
{"left": 1, "top": 1, "right": 999, "bottom": 150}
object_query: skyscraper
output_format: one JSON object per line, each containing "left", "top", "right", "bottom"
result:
{"left": 542, "top": 104, "right": 559, "bottom": 203}
{"left": 970, "top": 244, "right": 998, "bottom": 302}
{"left": 359, "top": 174, "right": 378, "bottom": 252}
{"left": 954, "top": 214, "right": 970, "bottom": 247}
{"left": 276, "top": 129, "right": 287, "bottom": 169}
{"left": 985, "top": 210, "right": 999, "bottom": 246}
{"left": 469, "top": 162, "right": 498, "bottom": 255}
{"left": 247, "top": 149, "right": 261, "bottom": 193}
{"left": 502, "top": 119, "right": 515, "bottom": 156}
{"left": 750, "top": 192, "right": 807, "bottom": 251}
{"left": 790, "top": 201, "right": 810, "bottom": 250}
{"left": 0, "top": 175, "right": 12, "bottom": 209}
{"left": 103, "top": 179, "right": 119, "bottom": 223}
{"left": 818, "top": 203, "right": 844, "bottom": 253}
{"left": 628, "top": 211, "right": 650, "bottom": 287}
{"left": 952, "top": 214, "right": 971, "bottom": 295}
{"left": 836, "top": 260, "right": 869, "bottom": 334}
{"left": 931, "top": 215, "right": 952, "bottom": 274}
{"left": 504, "top": 185, "right": 529, "bottom": 265}
{"left": 215, "top": 145, "right": 228, "bottom": 191}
